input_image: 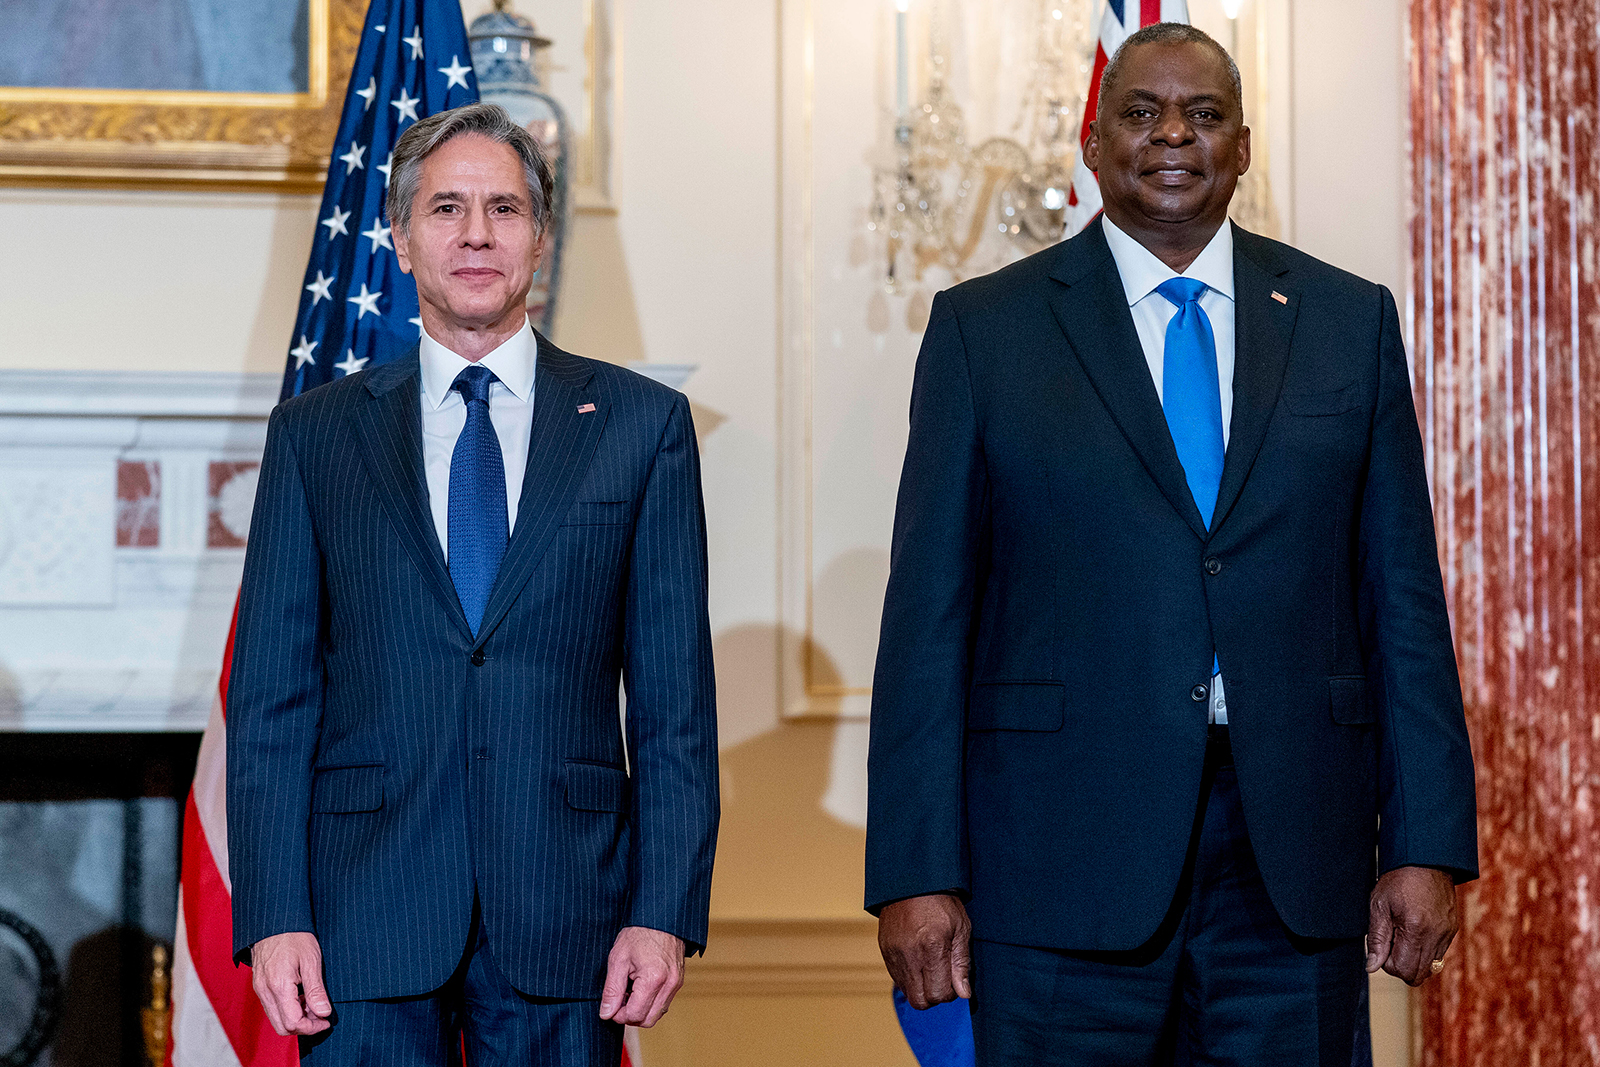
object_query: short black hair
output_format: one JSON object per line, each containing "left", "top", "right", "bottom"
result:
{"left": 1096, "top": 23, "right": 1243, "bottom": 121}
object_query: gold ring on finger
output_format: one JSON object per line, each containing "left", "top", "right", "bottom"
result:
{"left": 1430, "top": 959, "right": 1445, "bottom": 975}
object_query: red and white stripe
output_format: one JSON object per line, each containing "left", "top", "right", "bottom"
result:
{"left": 168, "top": 606, "right": 297, "bottom": 1067}
{"left": 1064, "top": 0, "right": 1192, "bottom": 236}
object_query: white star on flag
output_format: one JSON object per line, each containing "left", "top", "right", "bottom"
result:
{"left": 305, "top": 270, "right": 335, "bottom": 305}
{"left": 409, "top": 315, "right": 424, "bottom": 335}
{"left": 362, "top": 219, "right": 394, "bottom": 253}
{"left": 347, "top": 284, "right": 383, "bottom": 319}
{"left": 391, "top": 88, "right": 420, "bottom": 124}
{"left": 290, "top": 336, "right": 318, "bottom": 369}
{"left": 404, "top": 27, "right": 424, "bottom": 59}
{"left": 438, "top": 56, "right": 472, "bottom": 90}
{"left": 375, "top": 24, "right": 386, "bottom": 32}
{"left": 378, "top": 151, "right": 395, "bottom": 182}
{"left": 355, "top": 76, "right": 377, "bottom": 110}
{"left": 339, "top": 142, "right": 367, "bottom": 175}
{"left": 335, "top": 350, "right": 370, "bottom": 376}
{"left": 321, "top": 206, "right": 351, "bottom": 238}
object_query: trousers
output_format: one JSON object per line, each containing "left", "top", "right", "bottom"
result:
{"left": 970, "top": 729, "right": 1366, "bottom": 1066}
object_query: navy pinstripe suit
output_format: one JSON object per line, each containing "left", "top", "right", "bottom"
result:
{"left": 226, "top": 337, "right": 719, "bottom": 1007}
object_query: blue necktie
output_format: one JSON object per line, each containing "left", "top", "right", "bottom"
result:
{"left": 1157, "top": 277, "right": 1225, "bottom": 530}
{"left": 448, "top": 365, "right": 509, "bottom": 637}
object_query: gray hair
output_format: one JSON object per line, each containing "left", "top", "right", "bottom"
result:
{"left": 1098, "top": 23, "right": 1243, "bottom": 121}
{"left": 386, "top": 102, "right": 555, "bottom": 235}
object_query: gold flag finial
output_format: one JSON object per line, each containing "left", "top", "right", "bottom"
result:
{"left": 493, "top": 0, "right": 511, "bottom": 10}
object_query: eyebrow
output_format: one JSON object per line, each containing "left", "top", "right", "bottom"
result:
{"left": 1122, "top": 89, "right": 1228, "bottom": 107}
{"left": 427, "top": 190, "right": 530, "bottom": 206}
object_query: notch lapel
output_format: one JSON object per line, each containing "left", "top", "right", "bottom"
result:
{"left": 355, "top": 354, "right": 474, "bottom": 641}
{"left": 1047, "top": 228, "right": 1209, "bottom": 540}
{"left": 473, "top": 339, "right": 608, "bottom": 647}
{"left": 1211, "top": 227, "right": 1299, "bottom": 533}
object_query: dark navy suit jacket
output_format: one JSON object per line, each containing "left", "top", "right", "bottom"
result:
{"left": 227, "top": 338, "right": 718, "bottom": 1002}
{"left": 865, "top": 222, "right": 1478, "bottom": 950}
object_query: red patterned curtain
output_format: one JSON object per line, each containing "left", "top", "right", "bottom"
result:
{"left": 1410, "top": 0, "right": 1600, "bottom": 1062}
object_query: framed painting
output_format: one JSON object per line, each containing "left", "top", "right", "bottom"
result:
{"left": 0, "top": 0, "right": 365, "bottom": 191}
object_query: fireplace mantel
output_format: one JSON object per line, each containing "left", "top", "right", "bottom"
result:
{"left": 0, "top": 364, "right": 693, "bottom": 732}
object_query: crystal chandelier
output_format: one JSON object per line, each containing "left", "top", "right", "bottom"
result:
{"left": 869, "top": 0, "right": 1100, "bottom": 294}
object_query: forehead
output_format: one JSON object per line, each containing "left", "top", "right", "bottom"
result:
{"left": 1112, "top": 41, "right": 1234, "bottom": 100}
{"left": 416, "top": 133, "right": 526, "bottom": 191}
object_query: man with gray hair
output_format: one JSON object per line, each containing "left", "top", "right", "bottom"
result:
{"left": 867, "top": 23, "right": 1476, "bottom": 1065}
{"left": 227, "top": 102, "right": 719, "bottom": 1064}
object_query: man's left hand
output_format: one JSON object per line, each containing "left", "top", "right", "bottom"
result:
{"left": 599, "top": 926, "right": 685, "bottom": 1027}
{"left": 1366, "top": 866, "right": 1459, "bottom": 986}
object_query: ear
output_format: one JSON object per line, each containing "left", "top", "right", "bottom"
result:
{"left": 1083, "top": 120, "right": 1102, "bottom": 173}
{"left": 1236, "top": 125, "right": 1252, "bottom": 178}
{"left": 393, "top": 222, "right": 414, "bottom": 276}
{"left": 530, "top": 228, "right": 547, "bottom": 274}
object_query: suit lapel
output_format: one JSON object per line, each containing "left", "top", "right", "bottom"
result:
{"left": 473, "top": 337, "right": 608, "bottom": 647}
{"left": 355, "top": 354, "right": 474, "bottom": 641}
{"left": 1212, "top": 226, "right": 1299, "bottom": 533}
{"left": 1047, "top": 225, "right": 1209, "bottom": 540}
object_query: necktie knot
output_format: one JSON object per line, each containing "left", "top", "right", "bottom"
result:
{"left": 453, "top": 364, "right": 498, "bottom": 405}
{"left": 1156, "top": 277, "right": 1209, "bottom": 309}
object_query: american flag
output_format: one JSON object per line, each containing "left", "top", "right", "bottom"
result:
{"left": 1063, "top": 0, "right": 1191, "bottom": 236}
{"left": 167, "top": 2, "right": 475, "bottom": 1064}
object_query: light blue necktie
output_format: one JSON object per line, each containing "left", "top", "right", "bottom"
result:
{"left": 1157, "top": 277, "right": 1225, "bottom": 530}
{"left": 448, "top": 365, "right": 509, "bottom": 637}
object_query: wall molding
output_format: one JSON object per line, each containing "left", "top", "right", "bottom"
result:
{"left": 684, "top": 916, "right": 889, "bottom": 997}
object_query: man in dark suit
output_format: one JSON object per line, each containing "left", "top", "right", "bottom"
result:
{"left": 866, "top": 24, "right": 1477, "bottom": 1065}
{"left": 227, "top": 102, "right": 718, "bottom": 1064}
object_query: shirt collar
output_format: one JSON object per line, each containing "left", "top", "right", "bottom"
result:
{"left": 1100, "top": 214, "right": 1236, "bottom": 306}
{"left": 419, "top": 318, "right": 539, "bottom": 410}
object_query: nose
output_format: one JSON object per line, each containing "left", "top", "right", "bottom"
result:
{"left": 462, "top": 204, "right": 494, "bottom": 248}
{"left": 1151, "top": 107, "right": 1194, "bottom": 146}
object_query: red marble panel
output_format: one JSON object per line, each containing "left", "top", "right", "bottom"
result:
{"left": 1411, "top": 0, "right": 1600, "bottom": 1062}
{"left": 206, "top": 461, "right": 261, "bottom": 550}
{"left": 115, "top": 460, "right": 159, "bottom": 548}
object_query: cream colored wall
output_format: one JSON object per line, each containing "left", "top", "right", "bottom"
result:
{"left": 0, "top": 0, "right": 1416, "bottom": 1062}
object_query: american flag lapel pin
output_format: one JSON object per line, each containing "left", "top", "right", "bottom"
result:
{"left": 1271, "top": 291, "right": 1289, "bottom": 305}
{"left": 577, "top": 403, "right": 596, "bottom": 414}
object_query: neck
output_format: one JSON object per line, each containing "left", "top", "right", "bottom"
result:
{"left": 1104, "top": 209, "right": 1226, "bottom": 274}
{"left": 420, "top": 306, "right": 528, "bottom": 362}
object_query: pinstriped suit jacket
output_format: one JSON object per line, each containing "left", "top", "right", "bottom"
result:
{"left": 226, "top": 337, "right": 719, "bottom": 1003}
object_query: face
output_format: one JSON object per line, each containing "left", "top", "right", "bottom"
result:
{"left": 393, "top": 133, "right": 545, "bottom": 335}
{"left": 1083, "top": 41, "right": 1250, "bottom": 238}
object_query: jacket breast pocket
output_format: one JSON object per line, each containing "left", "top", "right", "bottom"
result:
{"left": 967, "top": 682, "right": 1066, "bottom": 732}
{"left": 565, "top": 760, "right": 630, "bottom": 812}
{"left": 1283, "top": 384, "right": 1361, "bottom": 418}
{"left": 562, "top": 500, "right": 632, "bottom": 526}
{"left": 1329, "top": 677, "right": 1373, "bottom": 725}
{"left": 311, "top": 763, "right": 384, "bottom": 813}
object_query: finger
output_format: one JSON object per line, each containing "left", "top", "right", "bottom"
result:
{"left": 1385, "top": 922, "right": 1426, "bottom": 986}
{"left": 919, "top": 937, "right": 955, "bottom": 1006}
{"left": 254, "top": 975, "right": 288, "bottom": 1036}
{"left": 616, "top": 970, "right": 666, "bottom": 1026}
{"left": 271, "top": 974, "right": 308, "bottom": 1034}
{"left": 301, "top": 964, "right": 333, "bottom": 1019}
{"left": 638, "top": 968, "right": 683, "bottom": 1028}
{"left": 1365, "top": 897, "right": 1393, "bottom": 974}
{"left": 950, "top": 930, "right": 973, "bottom": 1000}
{"left": 598, "top": 953, "right": 633, "bottom": 1020}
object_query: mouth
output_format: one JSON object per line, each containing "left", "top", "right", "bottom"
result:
{"left": 452, "top": 267, "right": 502, "bottom": 280}
{"left": 1142, "top": 165, "right": 1204, "bottom": 187}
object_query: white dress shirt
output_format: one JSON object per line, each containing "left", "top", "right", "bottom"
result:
{"left": 419, "top": 320, "right": 538, "bottom": 563}
{"left": 1101, "top": 215, "right": 1235, "bottom": 724}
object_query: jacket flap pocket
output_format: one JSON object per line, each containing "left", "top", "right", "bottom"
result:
{"left": 562, "top": 500, "right": 632, "bottom": 526}
{"left": 1284, "top": 384, "right": 1360, "bottom": 417}
{"left": 565, "top": 760, "right": 630, "bottom": 812}
{"left": 968, "top": 682, "right": 1066, "bottom": 732}
{"left": 311, "top": 764, "right": 384, "bottom": 813}
{"left": 1329, "top": 677, "right": 1373, "bottom": 724}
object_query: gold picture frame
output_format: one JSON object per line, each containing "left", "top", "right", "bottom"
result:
{"left": 0, "top": 0, "right": 365, "bottom": 192}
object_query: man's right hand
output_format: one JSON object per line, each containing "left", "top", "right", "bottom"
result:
{"left": 251, "top": 932, "right": 333, "bottom": 1037}
{"left": 877, "top": 893, "right": 973, "bottom": 1010}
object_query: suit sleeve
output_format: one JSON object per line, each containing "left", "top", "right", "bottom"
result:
{"left": 622, "top": 393, "right": 720, "bottom": 954}
{"left": 1359, "top": 285, "right": 1479, "bottom": 883}
{"left": 865, "top": 293, "right": 987, "bottom": 914}
{"left": 226, "top": 406, "right": 328, "bottom": 962}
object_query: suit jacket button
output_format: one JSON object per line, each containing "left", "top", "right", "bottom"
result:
{"left": 1191, "top": 684, "right": 1209, "bottom": 702}
{"left": 471, "top": 650, "right": 486, "bottom": 667}
{"left": 1204, "top": 557, "right": 1222, "bottom": 575}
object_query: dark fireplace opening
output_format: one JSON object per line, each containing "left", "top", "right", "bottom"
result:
{"left": 0, "top": 733, "right": 201, "bottom": 1067}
